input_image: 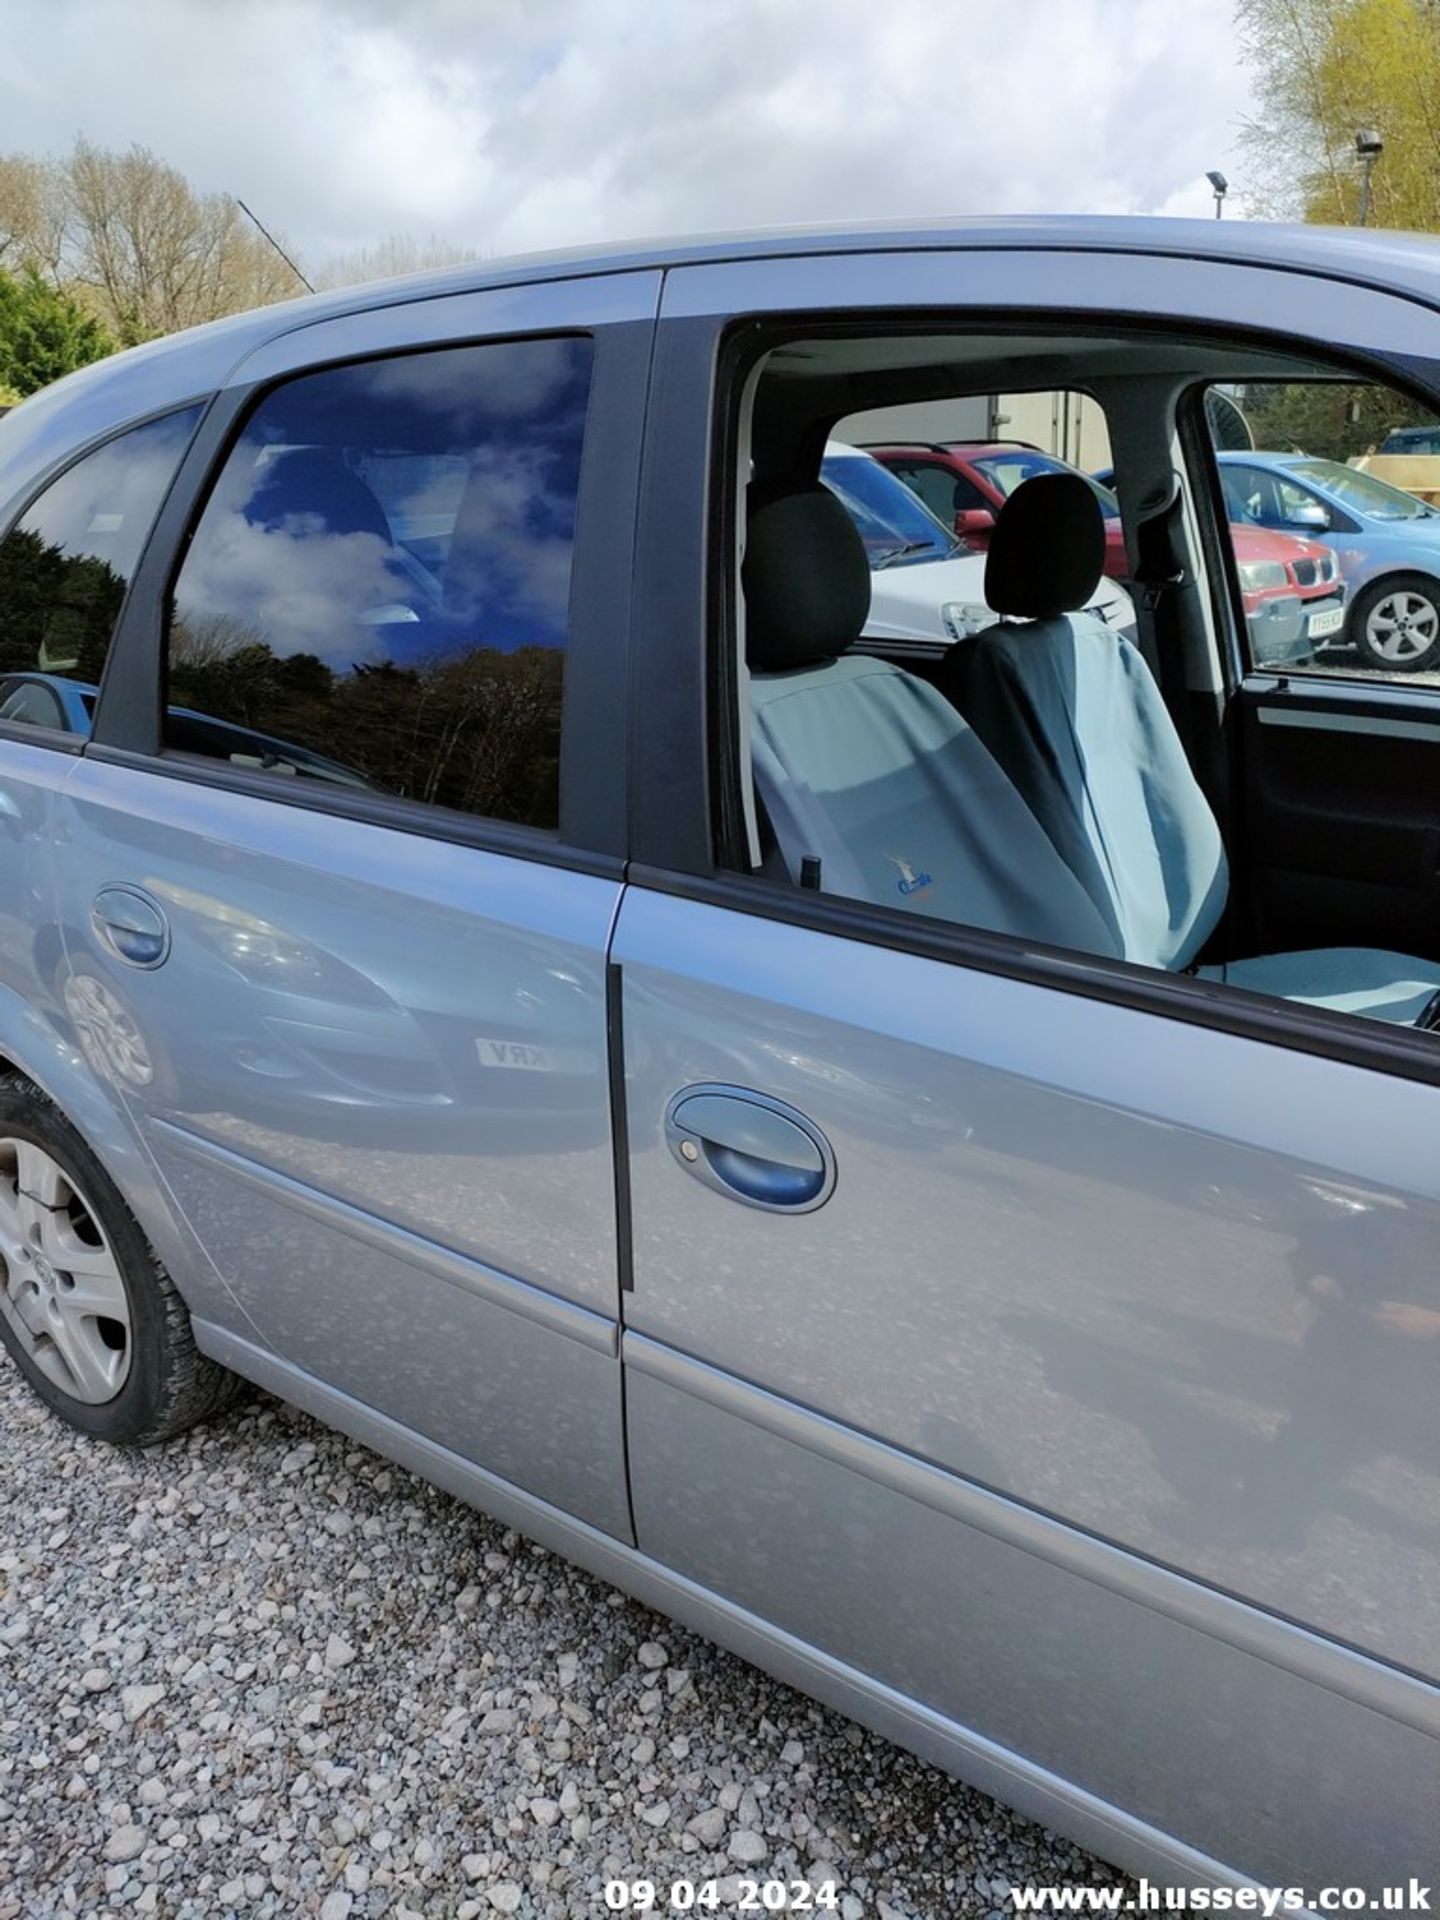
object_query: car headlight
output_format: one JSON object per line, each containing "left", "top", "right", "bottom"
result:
{"left": 1238, "top": 560, "right": 1289, "bottom": 591}
{"left": 943, "top": 602, "right": 999, "bottom": 640}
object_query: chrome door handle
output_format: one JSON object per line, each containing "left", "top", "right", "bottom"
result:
{"left": 665, "top": 1084, "right": 836, "bottom": 1213}
{"left": 90, "top": 886, "right": 170, "bottom": 969}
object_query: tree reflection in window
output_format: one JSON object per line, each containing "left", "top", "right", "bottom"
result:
{"left": 168, "top": 338, "right": 592, "bottom": 830}
{"left": 0, "top": 406, "right": 203, "bottom": 700}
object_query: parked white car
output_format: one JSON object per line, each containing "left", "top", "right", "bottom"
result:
{"left": 822, "top": 439, "right": 1137, "bottom": 643}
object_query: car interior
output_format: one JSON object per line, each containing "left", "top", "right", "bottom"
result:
{"left": 730, "top": 326, "right": 1440, "bottom": 1033}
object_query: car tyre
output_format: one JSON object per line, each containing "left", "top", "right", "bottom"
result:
{"left": 1350, "top": 572, "right": 1440, "bottom": 672}
{"left": 0, "top": 1074, "right": 239, "bottom": 1444}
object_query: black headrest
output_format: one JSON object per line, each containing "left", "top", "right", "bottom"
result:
{"left": 743, "top": 484, "right": 872, "bottom": 671}
{"left": 985, "top": 472, "right": 1106, "bottom": 619}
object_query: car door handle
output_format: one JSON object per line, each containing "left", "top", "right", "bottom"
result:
{"left": 90, "top": 886, "right": 171, "bottom": 969}
{"left": 665, "top": 1085, "right": 836, "bottom": 1213}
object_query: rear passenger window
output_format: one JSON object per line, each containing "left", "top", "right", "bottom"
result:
{"left": 0, "top": 406, "right": 202, "bottom": 733}
{"left": 167, "top": 336, "right": 593, "bottom": 830}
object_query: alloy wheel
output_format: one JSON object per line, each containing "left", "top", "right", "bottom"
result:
{"left": 1364, "top": 589, "right": 1440, "bottom": 665}
{"left": 0, "top": 1137, "right": 131, "bottom": 1403}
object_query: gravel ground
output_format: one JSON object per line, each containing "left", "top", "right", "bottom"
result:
{"left": 0, "top": 1369, "right": 1129, "bottom": 1920}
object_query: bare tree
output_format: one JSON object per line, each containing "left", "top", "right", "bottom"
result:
{"left": 0, "top": 155, "right": 67, "bottom": 277}
{"left": 2, "top": 138, "right": 482, "bottom": 364}
{"left": 62, "top": 141, "right": 302, "bottom": 340}
{"left": 314, "top": 233, "right": 481, "bottom": 292}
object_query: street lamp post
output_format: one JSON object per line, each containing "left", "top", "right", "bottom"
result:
{"left": 1356, "top": 128, "right": 1384, "bottom": 225}
{"left": 1207, "top": 169, "right": 1228, "bottom": 218}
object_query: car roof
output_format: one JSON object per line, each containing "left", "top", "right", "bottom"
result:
{"left": 945, "top": 442, "right": 1039, "bottom": 460}
{"left": 1217, "top": 450, "right": 1308, "bottom": 466}
{"left": 5, "top": 215, "right": 1440, "bottom": 507}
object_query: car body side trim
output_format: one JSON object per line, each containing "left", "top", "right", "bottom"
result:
{"left": 624, "top": 1330, "right": 1440, "bottom": 1737}
{"left": 153, "top": 1119, "right": 616, "bottom": 1356}
{"left": 192, "top": 1317, "right": 1277, "bottom": 1895}
{"left": 1255, "top": 706, "right": 1440, "bottom": 743}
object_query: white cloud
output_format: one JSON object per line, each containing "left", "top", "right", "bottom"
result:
{"left": 0, "top": 0, "right": 1256, "bottom": 272}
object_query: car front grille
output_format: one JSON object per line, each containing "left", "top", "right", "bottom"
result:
{"left": 1292, "top": 558, "right": 1319, "bottom": 586}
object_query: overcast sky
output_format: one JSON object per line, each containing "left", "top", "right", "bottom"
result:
{"left": 4, "top": 0, "right": 1257, "bottom": 271}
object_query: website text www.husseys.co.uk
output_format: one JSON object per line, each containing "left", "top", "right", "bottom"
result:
{"left": 1009, "top": 1880, "right": 1432, "bottom": 1915}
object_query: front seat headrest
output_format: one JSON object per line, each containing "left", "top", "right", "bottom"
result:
{"left": 744, "top": 483, "right": 872, "bottom": 670}
{"left": 985, "top": 472, "right": 1106, "bottom": 619}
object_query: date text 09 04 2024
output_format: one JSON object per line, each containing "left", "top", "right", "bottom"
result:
{"left": 605, "top": 1881, "right": 840, "bottom": 1912}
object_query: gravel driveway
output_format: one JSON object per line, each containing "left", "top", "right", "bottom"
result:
{"left": 0, "top": 1372, "right": 1130, "bottom": 1919}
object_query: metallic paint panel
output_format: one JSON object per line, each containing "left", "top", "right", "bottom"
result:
{"left": 627, "top": 1367, "right": 1439, "bottom": 1889}
{"left": 0, "top": 742, "right": 252, "bottom": 1337}
{"left": 50, "top": 754, "right": 628, "bottom": 1532}
{"left": 163, "top": 1152, "right": 630, "bottom": 1538}
{"left": 626, "top": 1331, "right": 1437, "bottom": 1741}
{"left": 226, "top": 272, "right": 662, "bottom": 389}
{"left": 153, "top": 1117, "right": 616, "bottom": 1355}
{"left": 659, "top": 250, "right": 1440, "bottom": 367}
{"left": 614, "top": 887, "right": 1440, "bottom": 1680}
{"left": 56, "top": 756, "right": 622, "bottom": 1311}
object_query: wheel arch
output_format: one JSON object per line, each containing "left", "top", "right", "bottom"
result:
{"left": 0, "top": 979, "right": 254, "bottom": 1339}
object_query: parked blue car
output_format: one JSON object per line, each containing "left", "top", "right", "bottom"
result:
{"left": 1217, "top": 448, "right": 1440, "bottom": 670}
{"left": 0, "top": 671, "right": 379, "bottom": 787}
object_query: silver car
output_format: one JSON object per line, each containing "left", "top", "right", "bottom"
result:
{"left": 0, "top": 220, "right": 1436, "bottom": 1896}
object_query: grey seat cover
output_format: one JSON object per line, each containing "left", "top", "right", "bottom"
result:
{"left": 749, "top": 654, "right": 1121, "bottom": 953}
{"left": 943, "top": 471, "right": 1440, "bottom": 1025}
{"left": 945, "top": 607, "right": 1228, "bottom": 968}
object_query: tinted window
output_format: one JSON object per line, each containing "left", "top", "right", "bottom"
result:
{"left": 167, "top": 337, "right": 593, "bottom": 830}
{"left": 0, "top": 407, "right": 202, "bottom": 724}
{"left": 891, "top": 461, "right": 986, "bottom": 522}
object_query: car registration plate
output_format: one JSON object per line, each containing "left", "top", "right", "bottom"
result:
{"left": 1308, "top": 605, "right": 1345, "bottom": 638}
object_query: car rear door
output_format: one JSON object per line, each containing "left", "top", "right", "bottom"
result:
{"left": 49, "top": 273, "right": 657, "bottom": 1539}
{"left": 612, "top": 247, "right": 1440, "bottom": 1887}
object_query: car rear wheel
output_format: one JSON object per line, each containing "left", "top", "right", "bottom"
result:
{"left": 0, "top": 1075, "right": 239, "bottom": 1443}
{"left": 1351, "top": 573, "right": 1440, "bottom": 672}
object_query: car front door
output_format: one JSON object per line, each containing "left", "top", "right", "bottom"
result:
{"left": 614, "top": 248, "right": 1440, "bottom": 1886}
{"left": 49, "top": 274, "right": 657, "bottom": 1538}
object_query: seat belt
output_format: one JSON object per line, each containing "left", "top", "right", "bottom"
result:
{"left": 1130, "top": 490, "right": 1192, "bottom": 719}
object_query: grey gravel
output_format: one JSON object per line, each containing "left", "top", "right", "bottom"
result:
{"left": 0, "top": 1370, "right": 1129, "bottom": 1918}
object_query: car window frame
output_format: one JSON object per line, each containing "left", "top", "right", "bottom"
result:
{"left": 0, "top": 399, "right": 208, "bottom": 758}
{"left": 628, "top": 257, "right": 1440, "bottom": 1093}
{"left": 88, "top": 278, "right": 660, "bottom": 873}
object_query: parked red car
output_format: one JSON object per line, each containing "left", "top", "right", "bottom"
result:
{"left": 868, "top": 440, "right": 1346, "bottom": 656}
